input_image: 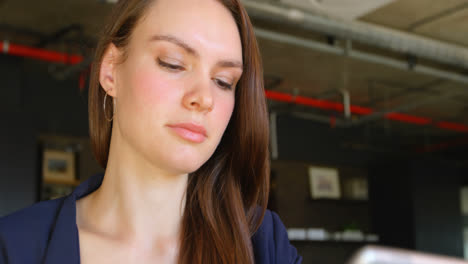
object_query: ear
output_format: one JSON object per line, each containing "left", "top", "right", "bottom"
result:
{"left": 99, "top": 43, "right": 120, "bottom": 97}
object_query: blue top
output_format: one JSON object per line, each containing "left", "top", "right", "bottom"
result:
{"left": 0, "top": 173, "right": 302, "bottom": 264}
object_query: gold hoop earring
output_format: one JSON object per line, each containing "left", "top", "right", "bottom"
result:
{"left": 103, "top": 93, "right": 114, "bottom": 122}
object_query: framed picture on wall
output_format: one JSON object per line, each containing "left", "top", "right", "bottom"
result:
{"left": 308, "top": 166, "right": 341, "bottom": 199}
{"left": 42, "top": 149, "right": 76, "bottom": 182}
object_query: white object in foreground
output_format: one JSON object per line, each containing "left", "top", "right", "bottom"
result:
{"left": 348, "top": 245, "right": 468, "bottom": 264}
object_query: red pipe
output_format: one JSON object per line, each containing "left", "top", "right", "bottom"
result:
{"left": 436, "top": 122, "right": 468, "bottom": 133}
{"left": 265, "top": 90, "right": 468, "bottom": 133}
{"left": 1, "top": 40, "right": 83, "bottom": 65}
{"left": 384, "top": 113, "right": 432, "bottom": 125}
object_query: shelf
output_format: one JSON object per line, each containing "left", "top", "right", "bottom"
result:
{"left": 43, "top": 178, "right": 81, "bottom": 186}
{"left": 290, "top": 239, "right": 378, "bottom": 247}
{"left": 288, "top": 228, "right": 379, "bottom": 244}
{"left": 308, "top": 198, "right": 369, "bottom": 205}
{"left": 291, "top": 239, "right": 376, "bottom": 244}
{"left": 290, "top": 237, "right": 379, "bottom": 243}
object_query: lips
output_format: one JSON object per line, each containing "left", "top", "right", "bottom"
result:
{"left": 167, "top": 123, "right": 207, "bottom": 143}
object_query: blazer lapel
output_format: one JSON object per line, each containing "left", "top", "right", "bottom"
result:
{"left": 42, "top": 173, "right": 104, "bottom": 264}
{"left": 42, "top": 194, "right": 80, "bottom": 264}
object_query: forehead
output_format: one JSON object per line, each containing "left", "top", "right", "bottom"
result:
{"left": 132, "top": 0, "right": 242, "bottom": 61}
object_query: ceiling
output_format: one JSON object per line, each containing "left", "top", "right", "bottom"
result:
{"left": 0, "top": 0, "right": 467, "bottom": 159}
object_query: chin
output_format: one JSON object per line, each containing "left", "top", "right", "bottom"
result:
{"left": 169, "top": 146, "right": 216, "bottom": 173}
{"left": 165, "top": 154, "right": 209, "bottom": 175}
{"left": 172, "top": 163, "right": 204, "bottom": 175}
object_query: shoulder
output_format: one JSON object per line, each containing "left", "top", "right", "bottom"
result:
{"left": 0, "top": 197, "right": 65, "bottom": 237}
{"left": 251, "top": 209, "right": 302, "bottom": 264}
{"left": 0, "top": 198, "right": 66, "bottom": 263}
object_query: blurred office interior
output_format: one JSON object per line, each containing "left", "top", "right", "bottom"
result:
{"left": 0, "top": 0, "right": 467, "bottom": 263}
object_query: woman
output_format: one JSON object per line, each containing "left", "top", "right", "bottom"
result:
{"left": 0, "top": 0, "right": 301, "bottom": 263}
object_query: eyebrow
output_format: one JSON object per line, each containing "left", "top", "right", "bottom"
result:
{"left": 149, "top": 34, "right": 243, "bottom": 70}
{"left": 216, "top": 60, "right": 243, "bottom": 70}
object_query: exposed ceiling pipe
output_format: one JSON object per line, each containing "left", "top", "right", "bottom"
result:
{"left": 365, "top": 79, "right": 445, "bottom": 108}
{"left": 50, "top": 56, "right": 93, "bottom": 80}
{"left": 1, "top": 40, "right": 83, "bottom": 65}
{"left": 35, "top": 24, "right": 83, "bottom": 48}
{"left": 346, "top": 90, "right": 462, "bottom": 127}
{"left": 265, "top": 90, "right": 468, "bottom": 133}
{"left": 340, "top": 89, "right": 351, "bottom": 119}
{"left": 243, "top": 0, "right": 468, "bottom": 70}
{"left": 254, "top": 28, "right": 468, "bottom": 84}
{"left": 269, "top": 112, "right": 279, "bottom": 159}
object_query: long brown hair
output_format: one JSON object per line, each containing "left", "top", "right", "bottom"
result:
{"left": 88, "top": 0, "right": 269, "bottom": 263}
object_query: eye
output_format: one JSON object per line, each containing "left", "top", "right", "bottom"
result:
{"left": 214, "top": 78, "right": 234, "bottom": 90}
{"left": 157, "top": 58, "right": 185, "bottom": 72}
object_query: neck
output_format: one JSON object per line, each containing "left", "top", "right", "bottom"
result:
{"left": 79, "top": 128, "right": 188, "bottom": 247}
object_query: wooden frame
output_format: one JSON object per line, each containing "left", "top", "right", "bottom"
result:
{"left": 308, "top": 166, "right": 341, "bottom": 199}
{"left": 42, "top": 149, "right": 76, "bottom": 183}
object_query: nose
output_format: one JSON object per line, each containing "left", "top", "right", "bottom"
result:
{"left": 182, "top": 77, "right": 214, "bottom": 113}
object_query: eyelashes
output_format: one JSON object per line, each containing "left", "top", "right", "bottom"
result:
{"left": 157, "top": 58, "right": 185, "bottom": 71}
{"left": 157, "top": 58, "right": 234, "bottom": 90}
{"left": 213, "top": 79, "right": 233, "bottom": 90}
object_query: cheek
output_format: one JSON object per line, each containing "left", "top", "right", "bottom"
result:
{"left": 214, "top": 97, "right": 235, "bottom": 130}
{"left": 131, "top": 67, "right": 177, "bottom": 113}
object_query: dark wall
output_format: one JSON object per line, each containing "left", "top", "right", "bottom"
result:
{"left": 274, "top": 114, "right": 376, "bottom": 263}
{"left": 411, "top": 160, "right": 464, "bottom": 257}
{"left": 369, "top": 160, "right": 415, "bottom": 249}
{"left": 370, "top": 159, "right": 464, "bottom": 258}
{"left": 273, "top": 113, "right": 466, "bottom": 262}
{"left": 275, "top": 114, "right": 375, "bottom": 166}
{"left": 0, "top": 55, "right": 89, "bottom": 216}
{"left": 0, "top": 112, "right": 37, "bottom": 217}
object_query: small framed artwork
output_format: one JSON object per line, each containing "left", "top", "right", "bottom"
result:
{"left": 42, "top": 149, "right": 76, "bottom": 182}
{"left": 308, "top": 166, "right": 341, "bottom": 199}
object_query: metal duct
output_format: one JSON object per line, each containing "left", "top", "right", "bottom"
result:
{"left": 242, "top": 0, "right": 468, "bottom": 70}
{"left": 253, "top": 28, "right": 468, "bottom": 84}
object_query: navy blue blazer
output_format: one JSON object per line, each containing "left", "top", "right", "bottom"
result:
{"left": 0, "top": 173, "right": 302, "bottom": 264}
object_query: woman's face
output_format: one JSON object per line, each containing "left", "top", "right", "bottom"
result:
{"left": 104, "top": 0, "right": 242, "bottom": 175}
